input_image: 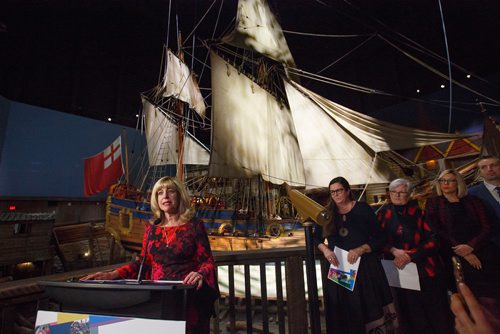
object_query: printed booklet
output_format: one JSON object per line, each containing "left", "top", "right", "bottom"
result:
{"left": 327, "top": 247, "right": 360, "bottom": 291}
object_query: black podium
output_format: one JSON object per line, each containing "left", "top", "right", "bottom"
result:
{"left": 38, "top": 280, "right": 194, "bottom": 321}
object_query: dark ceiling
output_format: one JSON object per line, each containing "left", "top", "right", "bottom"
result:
{"left": 1, "top": 0, "right": 500, "bottom": 133}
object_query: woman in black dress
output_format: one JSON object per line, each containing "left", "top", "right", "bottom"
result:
{"left": 377, "top": 178, "right": 453, "bottom": 333}
{"left": 314, "top": 177, "right": 397, "bottom": 334}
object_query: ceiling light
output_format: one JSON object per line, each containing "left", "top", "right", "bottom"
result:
{"left": 440, "top": 84, "right": 445, "bottom": 88}
{"left": 466, "top": 74, "right": 471, "bottom": 79}
{"left": 416, "top": 89, "right": 420, "bottom": 93}
{"left": 107, "top": 117, "right": 112, "bottom": 122}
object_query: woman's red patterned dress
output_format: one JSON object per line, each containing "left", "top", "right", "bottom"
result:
{"left": 116, "top": 218, "right": 219, "bottom": 333}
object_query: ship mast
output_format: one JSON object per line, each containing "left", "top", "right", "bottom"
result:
{"left": 176, "top": 31, "right": 185, "bottom": 181}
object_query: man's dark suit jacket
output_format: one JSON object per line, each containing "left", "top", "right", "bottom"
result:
{"left": 469, "top": 183, "right": 500, "bottom": 246}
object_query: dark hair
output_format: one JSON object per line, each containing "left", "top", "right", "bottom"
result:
{"left": 479, "top": 155, "right": 498, "bottom": 160}
{"left": 328, "top": 177, "right": 354, "bottom": 202}
{"left": 324, "top": 177, "right": 354, "bottom": 237}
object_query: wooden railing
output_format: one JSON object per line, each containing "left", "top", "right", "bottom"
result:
{"left": 0, "top": 247, "right": 326, "bottom": 334}
{"left": 212, "top": 247, "right": 321, "bottom": 334}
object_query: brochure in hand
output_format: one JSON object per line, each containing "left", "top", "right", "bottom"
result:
{"left": 327, "top": 247, "right": 360, "bottom": 291}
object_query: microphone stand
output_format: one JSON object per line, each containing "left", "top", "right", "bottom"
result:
{"left": 136, "top": 229, "right": 151, "bottom": 283}
{"left": 137, "top": 255, "right": 147, "bottom": 283}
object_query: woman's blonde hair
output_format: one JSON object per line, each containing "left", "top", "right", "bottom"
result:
{"left": 150, "top": 176, "right": 194, "bottom": 221}
{"left": 435, "top": 169, "right": 467, "bottom": 198}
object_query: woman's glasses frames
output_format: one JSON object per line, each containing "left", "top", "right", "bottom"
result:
{"left": 438, "top": 179, "right": 457, "bottom": 184}
{"left": 330, "top": 188, "right": 345, "bottom": 195}
{"left": 389, "top": 191, "right": 408, "bottom": 197}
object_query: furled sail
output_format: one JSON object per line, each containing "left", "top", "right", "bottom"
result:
{"left": 161, "top": 50, "right": 206, "bottom": 118}
{"left": 284, "top": 81, "right": 393, "bottom": 187}
{"left": 222, "top": 0, "right": 296, "bottom": 70}
{"left": 292, "top": 82, "right": 468, "bottom": 151}
{"left": 143, "top": 98, "right": 209, "bottom": 166}
{"left": 284, "top": 80, "right": 472, "bottom": 187}
{"left": 209, "top": 51, "right": 305, "bottom": 186}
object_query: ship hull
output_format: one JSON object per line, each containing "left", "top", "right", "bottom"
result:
{"left": 106, "top": 195, "right": 305, "bottom": 253}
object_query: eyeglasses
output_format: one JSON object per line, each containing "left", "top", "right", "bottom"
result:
{"left": 389, "top": 191, "right": 408, "bottom": 196}
{"left": 438, "top": 179, "right": 457, "bottom": 184}
{"left": 330, "top": 188, "right": 345, "bottom": 195}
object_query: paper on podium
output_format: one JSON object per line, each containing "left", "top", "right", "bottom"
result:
{"left": 381, "top": 259, "right": 421, "bottom": 291}
{"left": 79, "top": 279, "right": 184, "bottom": 284}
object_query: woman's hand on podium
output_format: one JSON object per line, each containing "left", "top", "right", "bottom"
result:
{"left": 80, "top": 270, "right": 120, "bottom": 281}
{"left": 183, "top": 271, "right": 204, "bottom": 290}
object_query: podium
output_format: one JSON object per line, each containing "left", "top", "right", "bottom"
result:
{"left": 38, "top": 280, "right": 195, "bottom": 320}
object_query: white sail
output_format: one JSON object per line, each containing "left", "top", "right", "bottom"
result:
{"left": 293, "top": 82, "right": 467, "bottom": 152}
{"left": 162, "top": 50, "right": 206, "bottom": 118}
{"left": 143, "top": 98, "right": 209, "bottom": 166}
{"left": 284, "top": 81, "right": 393, "bottom": 187}
{"left": 209, "top": 51, "right": 305, "bottom": 185}
{"left": 284, "top": 80, "right": 472, "bottom": 187}
{"left": 222, "top": 0, "right": 296, "bottom": 70}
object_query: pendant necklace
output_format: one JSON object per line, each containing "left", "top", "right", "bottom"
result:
{"left": 161, "top": 224, "right": 176, "bottom": 247}
{"left": 339, "top": 224, "right": 349, "bottom": 237}
{"left": 338, "top": 201, "right": 353, "bottom": 237}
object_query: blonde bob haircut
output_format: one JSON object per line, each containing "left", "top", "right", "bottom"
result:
{"left": 436, "top": 169, "right": 467, "bottom": 198}
{"left": 150, "top": 176, "right": 194, "bottom": 222}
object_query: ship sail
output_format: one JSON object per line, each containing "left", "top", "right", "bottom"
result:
{"left": 106, "top": 0, "right": 484, "bottom": 253}
{"left": 161, "top": 49, "right": 206, "bottom": 118}
{"left": 284, "top": 81, "right": 467, "bottom": 187}
{"left": 208, "top": 51, "right": 304, "bottom": 185}
{"left": 143, "top": 98, "right": 209, "bottom": 166}
{"left": 222, "top": 0, "right": 296, "bottom": 70}
{"left": 208, "top": 0, "right": 468, "bottom": 188}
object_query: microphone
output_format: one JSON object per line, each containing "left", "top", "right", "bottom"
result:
{"left": 137, "top": 228, "right": 151, "bottom": 283}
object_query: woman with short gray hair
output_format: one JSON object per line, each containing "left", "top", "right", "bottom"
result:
{"left": 377, "top": 178, "right": 453, "bottom": 333}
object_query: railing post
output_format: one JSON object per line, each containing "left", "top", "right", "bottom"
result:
{"left": 285, "top": 255, "right": 307, "bottom": 334}
{"left": 303, "top": 221, "right": 321, "bottom": 334}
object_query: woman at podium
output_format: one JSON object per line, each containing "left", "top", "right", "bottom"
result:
{"left": 82, "top": 176, "right": 219, "bottom": 334}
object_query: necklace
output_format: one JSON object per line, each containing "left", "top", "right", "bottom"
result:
{"left": 338, "top": 223, "right": 349, "bottom": 237}
{"left": 161, "top": 225, "right": 177, "bottom": 247}
{"left": 337, "top": 201, "right": 354, "bottom": 237}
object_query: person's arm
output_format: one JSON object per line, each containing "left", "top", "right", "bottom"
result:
{"left": 450, "top": 283, "right": 495, "bottom": 334}
{"left": 116, "top": 224, "right": 152, "bottom": 279}
{"left": 425, "top": 197, "right": 458, "bottom": 246}
{"left": 462, "top": 196, "right": 492, "bottom": 250}
{"left": 80, "top": 269, "right": 121, "bottom": 280}
{"left": 318, "top": 241, "right": 339, "bottom": 266}
{"left": 376, "top": 208, "right": 394, "bottom": 257}
{"left": 408, "top": 212, "right": 439, "bottom": 262}
{"left": 186, "top": 221, "right": 216, "bottom": 289}
{"left": 81, "top": 224, "right": 151, "bottom": 281}
{"left": 348, "top": 243, "right": 371, "bottom": 264}
{"left": 363, "top": 203, "right": 386, "bottom": 252}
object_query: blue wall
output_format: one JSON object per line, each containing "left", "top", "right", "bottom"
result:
{"left": 0, "top": 96, "right": 146, "bottom": 198}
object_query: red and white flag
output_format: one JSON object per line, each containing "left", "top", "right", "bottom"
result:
{"left": 84, "top": 136, "right": 124, "bottom": 196}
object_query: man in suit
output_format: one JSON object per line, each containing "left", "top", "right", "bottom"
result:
{"left": 468, "top": 155, "right": 500, "bottom": 321}
{"left": 468, "top": 155, "right": 500, "bottom": 247}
